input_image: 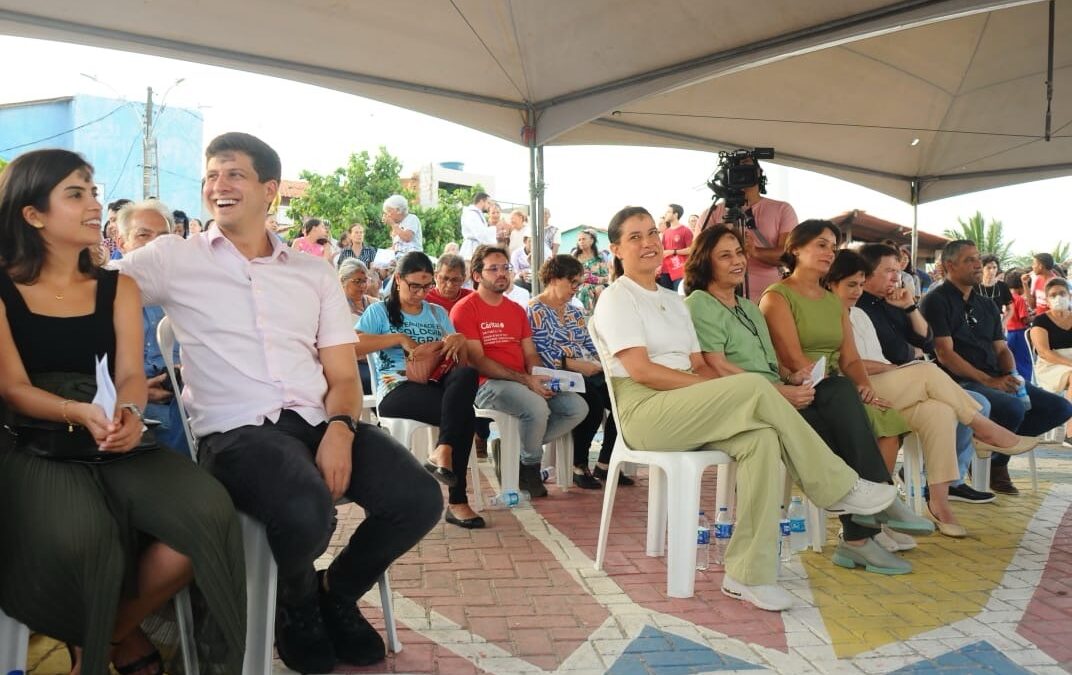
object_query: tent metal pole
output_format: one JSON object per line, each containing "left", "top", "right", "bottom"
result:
{"left": 531, "top": 145, "right": 546, "bottom": 294}
{"left": 910, "top": 179, "right": 920, "bottom": 270}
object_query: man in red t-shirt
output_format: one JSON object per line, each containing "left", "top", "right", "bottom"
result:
{"left": 657, "top": 203, "right": 693, "bottom": 291}
{"left": 450, "top": 246, "right": 587, "bottom": 497}
{"left": 425, "top": 254, "right": 472, "bottom": 312}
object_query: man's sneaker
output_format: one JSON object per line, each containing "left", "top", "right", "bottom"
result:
{"left": 826, "top": 479, "right": 897, "bottom": 516}
{"left": 851, "top": 497, "right": 935, "bottom": 535}
{"left": 721, "top": 575, "right": 794, "bottom": 612}
{"left": 317, "top": 571, "right": 386, "bottom": 666}
{"left": 948, "top": 483, "right": 996, "bottom": 504}
{"left": 275, "top": 596, "right": 336, "bottom": 674}
{"left": 518, "top": 463, "right": 548, "bottom": 498}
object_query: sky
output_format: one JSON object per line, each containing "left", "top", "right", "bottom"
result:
{"left": 1, "top": 34, "right": 1069, "bottom": 258}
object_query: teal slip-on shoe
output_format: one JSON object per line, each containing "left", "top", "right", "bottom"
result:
{"left": 832, "top": 538, "right": 913, "bottom": 575}
{"left": 851, "top": 497, "right": 935, "bottom": 535}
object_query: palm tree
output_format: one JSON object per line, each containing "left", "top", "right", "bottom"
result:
{"left": 943, "top": 211, "right": 1015, "bottom": 267}
{"left": 1052, "top": 240, "right": 1070, "bottom": 266}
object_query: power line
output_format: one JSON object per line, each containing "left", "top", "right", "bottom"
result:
{"left": 0, "top": 105, "right": 128, "bottom": 153}
{"left": 106, "top": 132, "right": 143, "bottom": 201}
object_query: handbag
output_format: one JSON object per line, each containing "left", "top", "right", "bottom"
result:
{"left": 4, "top": 371, "right": 158, "bottom": 464}
{"left": 403, "top": 309, "right": 468, "bottom": 384}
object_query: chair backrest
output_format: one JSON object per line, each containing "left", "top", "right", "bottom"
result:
{"left": 587, "top": 314, "right": 629, "bottom": 448}
{"left": 156, "top": 316, "right": 199, "bottom": 460}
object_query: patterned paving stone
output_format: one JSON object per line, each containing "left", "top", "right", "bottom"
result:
{"left": 887, "top": 640, "right": 1034, "bottom": 674}
{"left": 605, "top": 625, "right": 767, "bottom": 674}
{"left": 533, "top": 466, "right": 789, "bottom": 652}
{"left": 1017, "top": 502, "right": 1072, "bottom": 671}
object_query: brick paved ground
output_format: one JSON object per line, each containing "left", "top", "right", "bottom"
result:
{"left": 25, "top": 446, "right": 1072, "bottom": 674}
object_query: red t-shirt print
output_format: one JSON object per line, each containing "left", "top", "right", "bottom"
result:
{"left": 450, "top": 293, "right": 531, "bottom": 379}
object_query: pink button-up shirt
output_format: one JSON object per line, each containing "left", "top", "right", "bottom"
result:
{"left": 114, "top": 229, "right": 356, "bottom": 436}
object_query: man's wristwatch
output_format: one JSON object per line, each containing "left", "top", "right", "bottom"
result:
{"left": 903, "top": 303, "right": 919, "bottom": 314}
{"left": 327, "top": 414, "right": 359, "bottom": 434}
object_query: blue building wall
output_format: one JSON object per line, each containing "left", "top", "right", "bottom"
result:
{"left": 0, "top": 95, "right": 203, "bottom": 216}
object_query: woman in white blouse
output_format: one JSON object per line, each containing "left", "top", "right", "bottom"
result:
{"left": 826, "top": 250, "right": 1036, "bottom": 537}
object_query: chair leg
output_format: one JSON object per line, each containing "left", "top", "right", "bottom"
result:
{"left": 902, "top": 437, "right": 925, "bottom": 515}
{"left": 378, "top": 572, "right": 402, "bottom": 654}
{"left": 240, "top": 514, "right": 278, "bottom": 675}
{"left": 0, "top": 606, "right": 29, "bottom": 672}
{"left": 806, "top": 499, "right": 826, "bottom": 553}
{"left": 971, "top": 455, "right": 991, "bottom": 493}
{"left": 174, "top": 588, "right": 200, "bottom": 675}
{"left": 594, "top": 457, "right": 624, "bottom": 571}
{"left": 555, "top": 436, "right": 573, "bottom": 492}
{"left": 1028, "top": 449, "right": 1039, "bottom": 493}
{"left": 665, "top": 467, "right": 702, "bottom": 599}
{"left": 646, "top": 465, "right": 668, "bottom": 557}
{"left": 498, "top": 418, "right": 521, "bottom": 495}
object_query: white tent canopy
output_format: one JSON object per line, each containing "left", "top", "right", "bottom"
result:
{"left": 2, "top": 0, "right": 1068, "bottom": 205}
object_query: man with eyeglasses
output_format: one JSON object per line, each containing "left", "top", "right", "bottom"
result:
{"left": 921, "top": 240, "right": 1072, "bottom": 495}
{"left": 450, "top": 245, "right": 588, "bottom": 497}
{"left": 426, "top": 254, "right": 472, "bottom": 312}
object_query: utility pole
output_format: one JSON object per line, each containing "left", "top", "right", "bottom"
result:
{"left": 143, "top": 86, "right": 154, "bottom": 199}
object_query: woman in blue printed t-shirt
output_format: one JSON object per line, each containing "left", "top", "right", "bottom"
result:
{"left": 356, "top": 252, "right": 484, "bottom": 528}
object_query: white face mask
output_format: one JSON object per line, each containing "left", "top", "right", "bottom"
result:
{"left": 1050, "top": 295, "right": 1070, "bottom": 312}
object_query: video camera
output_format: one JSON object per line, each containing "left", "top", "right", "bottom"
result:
{"left": 706, "top": 147, "right": 775, "bottom": 225}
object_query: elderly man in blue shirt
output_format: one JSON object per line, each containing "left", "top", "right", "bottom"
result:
{"left": 116, "top": 199, "right": 191, "bottom": 457}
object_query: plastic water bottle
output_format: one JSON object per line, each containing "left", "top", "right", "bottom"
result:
{"left": 713, "top": 507, "right": 733, "bottom": 566}
{"left": 696, "top": 511, "right": 711, "bottom": 571}
{"left": 787, "top": 496, "right": 808, "bottom": 553}
{"left": 1012, "top": 374, "right": 1032, "bottom": 410}
{"left": 778, "top": 507, "right": 792, "bottom": 564}
{"left": 486, "top": 490, "right": 531, "bottom": 509}
{"left": 540, "top": 466, "right": 556, "bottom": 483}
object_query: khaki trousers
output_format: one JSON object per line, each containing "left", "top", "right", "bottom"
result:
{"left": 613, "top": 372, "right": 858, "bottom": 585}
{"left": 869, "top": 362, "right": 981, "bottom": 485}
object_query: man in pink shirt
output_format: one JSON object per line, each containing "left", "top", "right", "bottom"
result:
{"left": 703, "top": 159, "right": 798, "bottom": 302}
{"left": 657, "top": 203, "right": 693, "bottom": 291}
{"left": 116, "top": 132, "right": 441, "bottom": 673}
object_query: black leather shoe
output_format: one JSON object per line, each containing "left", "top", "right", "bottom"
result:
{"left": 276, "top": 594, "right": 336, "bottom": 674}
{"left": 445, "top": 507, "right": 486, "bottom": 529}
{"left": 423, "top": 461, "right": 459, "bottom": 488}
{"left": 593, "top": 464, "right": 635, "bottom": 486}
{"left": 572, "top": 467, "right": 602, "bottom": 490}
{"left": 318, "top": 570, "right": 386, "bottom": 666}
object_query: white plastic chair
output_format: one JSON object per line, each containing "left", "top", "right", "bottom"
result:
{"left": 0, "top": 606, "right": 29, "bottom": 673}
{"left": 588, "top": 317, "right": 734, "bottom": 599}
{"left": 158, "top": 317, "right": 402, "bottom": 672}
{"left": 900, "top": 433, "right": 927, "bottom": 515}
{"left": 473, "top": 407, "right": 573, "bottom": 495}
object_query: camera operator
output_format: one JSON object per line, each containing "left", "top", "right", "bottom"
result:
{"left": 703, "top": 156, "right": 798, "bottom": 302}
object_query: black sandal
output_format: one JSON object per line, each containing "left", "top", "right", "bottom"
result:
{"left": 113, "top": 648, "right": 164, "bottom": 675}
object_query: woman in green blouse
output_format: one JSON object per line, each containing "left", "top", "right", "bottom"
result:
{"left": 685, "top": 224, "right": 930, "bottom": 568}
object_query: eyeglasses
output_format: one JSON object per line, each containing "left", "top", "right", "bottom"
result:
{"left": 404, "top": 281, "right": 435, "bottom": 293}
{"left": 437, "top": 274, "right": 465, "bottom": 285}
{"left": 964, "top": 306, "right": 978, "bottom": 328}
{"left": 483, "top": 264, "right": 513, "bottom": 275}
{"left": 347, "top": 277, "right": 369, "bottom": 285}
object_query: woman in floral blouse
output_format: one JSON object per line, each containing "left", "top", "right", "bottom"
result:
{"left": 528, "top": 255, "right": 630, "bottom": 489}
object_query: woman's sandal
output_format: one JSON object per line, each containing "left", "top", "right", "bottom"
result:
{"left": 112, "top": 647, "right": 164, "bottom": 675}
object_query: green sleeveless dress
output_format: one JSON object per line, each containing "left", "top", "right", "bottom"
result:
{"left": 764, "top": 282, "right": 910, "bottom": 438}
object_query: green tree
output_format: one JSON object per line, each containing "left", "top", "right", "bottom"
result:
{"left": 0, "top": 157, "right": 7, "bottom": 172}
{"left": 1051, "top": 240, "right": 1070, "bottom": 265}
{"left": 943, "top": 211, "right": 1015, "bottom": 267}
{"left": 287, "top": 147, "right": 476, "bottom": 256}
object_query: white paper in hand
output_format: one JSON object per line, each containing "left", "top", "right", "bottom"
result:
{"left": 92, "top": 354, "right": 117, "bottom": 421}
{"left": 808, "top": 356, "right": 827, "bottom": 388}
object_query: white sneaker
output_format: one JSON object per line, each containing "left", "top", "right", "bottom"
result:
{"left": 721, "top": 575, "right": 794, "bottom": 612}
{"left": 826, "top": 478, "right": 897, "bottom": 516}
{"left": 875, "top": 525, "right": 917, "bottom": 552}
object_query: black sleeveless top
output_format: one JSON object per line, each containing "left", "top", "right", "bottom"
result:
{"left": 0, "top": 269, "right": 117, "bottom": 376}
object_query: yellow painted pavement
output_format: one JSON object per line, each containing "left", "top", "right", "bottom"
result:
{"left": 800, "top": 485, "right": 1048, "bottom": 658}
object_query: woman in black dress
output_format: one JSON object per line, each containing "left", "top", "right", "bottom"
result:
{"left": 0, "top": 149, "right": 245, "bottom": 674}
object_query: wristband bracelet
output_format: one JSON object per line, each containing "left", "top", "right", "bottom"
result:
{"left": 904, "top": 303, "right": 918, "bottom": 314}
{"left": 61, "top": 399, "right": 75, "bottom": 432}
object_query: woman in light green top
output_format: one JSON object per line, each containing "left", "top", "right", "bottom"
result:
{"left": 686, "top": 225, "right": 929, "bottom": 572}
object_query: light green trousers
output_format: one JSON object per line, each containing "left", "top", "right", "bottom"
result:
{"left": 613, "top": 372, "right": 858, "bottom": 585}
